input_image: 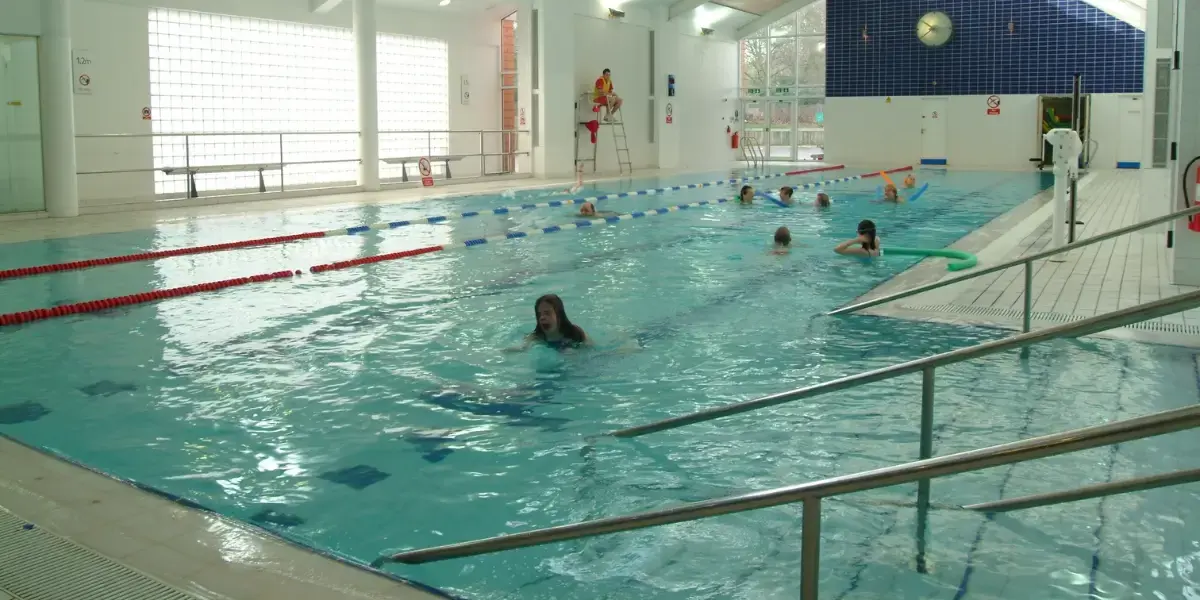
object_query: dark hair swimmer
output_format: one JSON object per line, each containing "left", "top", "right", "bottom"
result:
{"left": 529, "top": 294, "right": 588, "bottom": 349}
{"left": 771, "top": 226, "right": 792, "bottom": 254}
{"left": 739, "top": 185, "right": 754, "bottom": 204}
{"left": 577, "top": 201, "right": 617, "bottom": 218}
{"left": 815, "top": 192, "right": 831, "bottom": 208}
{"left": 834, "top": 219, "right": 881, "bottom": 257}
{"left": 778, "top": 186, "right": 795, "bottom": 204}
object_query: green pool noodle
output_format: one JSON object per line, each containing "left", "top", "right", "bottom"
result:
{"left": 884, "top": 246, "right": 978, "bottom": 271}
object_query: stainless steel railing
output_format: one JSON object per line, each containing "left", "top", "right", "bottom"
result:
{"left": 379, "top": 405, "right": 1200, "bottom": 600}
{"left": 611, "top": 288, "right": 1200, "bottom": 439}
{"left": 75, "top": 129, "right": 531, "bottom": 197}
{"left": 827, "top": 202, "right": 1200, "bottom": 324}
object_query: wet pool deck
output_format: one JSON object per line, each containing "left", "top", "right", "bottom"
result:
{"left": 846, "top": 170, "right": 1200, "bottom": 348}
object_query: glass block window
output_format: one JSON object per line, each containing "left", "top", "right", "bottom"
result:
{"left": 148, "top": 8, "right": 449, "bottom": 196}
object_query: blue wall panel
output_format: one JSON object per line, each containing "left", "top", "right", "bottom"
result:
{"left": 827, "top": 0, "right": 1144, "bottom": 97}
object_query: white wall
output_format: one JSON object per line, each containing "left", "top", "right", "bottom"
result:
{"left": 569, "top": 0, "right": 738, "bottom": 174}
{"left": 825, "top": 93, "right": 1141, "bottom": 170}
{"left": 68, "top": 0, "right": 500, "bottom": 209}
{"left": 0, "top": 0, "right": 40, "bottom": 35}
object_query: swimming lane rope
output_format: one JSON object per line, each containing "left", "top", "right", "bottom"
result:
{"left": 0, "top": 195, "right": 736, "bottom": 326}
{"left": 0, "top": 164, "right": 856, "bottom": 282}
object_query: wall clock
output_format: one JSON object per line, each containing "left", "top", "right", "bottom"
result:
{"left": 917, "top": 11, "right": 953, "bottom": 47}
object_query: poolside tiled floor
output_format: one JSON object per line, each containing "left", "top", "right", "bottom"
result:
{"left": 0, "top": 436, "right": 444, "bottom": 600}
{"left": 856, "top": 170, "right": 1200, "bottom": 347}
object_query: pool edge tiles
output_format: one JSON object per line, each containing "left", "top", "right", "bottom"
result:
{"left": 0, "top": 433, "right": 463, "bottom": 600}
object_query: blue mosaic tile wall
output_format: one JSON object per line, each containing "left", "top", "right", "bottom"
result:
{"left": 826, "top": 0, "right": 1144, "bottom": 97}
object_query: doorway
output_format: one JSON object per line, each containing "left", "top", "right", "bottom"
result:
{"left": 740, "top": 97, "right": 825, "bottom": 162}
{"left": 920, "top": 98, "right": 948, "bottom": 164}
{"left": 1117, "top": 95, "right": 1142, "bottom": 168}
{"left": 0, "top": 35, "right": 45, "bottom": 214}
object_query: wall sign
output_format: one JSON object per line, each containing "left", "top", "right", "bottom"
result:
{"left": 72, "top": 49, "right": 93, "bottom": 95}
{"left": 986, "top": 95, "right": 1001, "bottom": 115}
{"left": 519, "top": 107, "right": 526, "bottom": 126}
{"left": 665, "top": 103, "right": 673, "bottom": 124}
{"left": 460, "top": 75, "right": 470, "bottom": 105}
{"left": 141, "top": 107, "right": 152, "bottom": 120}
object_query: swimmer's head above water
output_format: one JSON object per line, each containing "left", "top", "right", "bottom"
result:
{"left": 579, "top": 201, "right": 597, "bottom": 216}
{"left": 774, "top": 226, "right": 792, "bottom": 247}
{"left": 883, "top": 185, "right": 900, "bottom": 202}
{"left": 903, "top": 174, "right": 916, "bottom": 188}
{"left": 858, "top": 219, "right": 878, "bottom": 251}
{"left": 816, "top": 192, "right": 831, "bottom": 207}
{"left": 532, "top": 294, "right": 587, "bottom": 345}
{"left": 739, "top": 185, "right": 754, "bottom": 204}
{"left": 779, "top": 186, "right": 794, "bottom": 204}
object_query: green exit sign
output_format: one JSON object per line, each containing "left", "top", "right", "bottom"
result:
{"left": 774, "top": 87, "right": 791, "bottom": 95}
{"left": 746, "top": 87, "right": 764, "bottom": 96}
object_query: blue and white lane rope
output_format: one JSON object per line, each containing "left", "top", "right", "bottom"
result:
{"left": 309, "top": 197, "right": 736, "bottom": 273}
{"left": 455, "top": 198, "right": 732, "bottom": 248}
{"left": 319, "top": 165, "right": 902, "bottom": 238}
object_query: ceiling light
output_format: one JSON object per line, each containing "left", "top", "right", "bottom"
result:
{"left": 439, "top": 0, "right": 450, "bottom": 5}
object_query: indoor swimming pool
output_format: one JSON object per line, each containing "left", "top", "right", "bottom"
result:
{"left": 1, "top": 167, "right": 1197, "bottom": 600}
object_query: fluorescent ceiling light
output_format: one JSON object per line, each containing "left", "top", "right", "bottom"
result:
{"left": 439, "top": 0, "right": 450, "bottom": 5}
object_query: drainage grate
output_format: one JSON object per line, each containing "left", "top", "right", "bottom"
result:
{"left": 0, "top": 508, "right": 202, "bottom": 600}
{"left": 901, "top": 304, "right": 1200, "bottom": 336}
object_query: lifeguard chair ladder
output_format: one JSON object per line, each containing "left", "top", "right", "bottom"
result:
{"left": 574, "top": 92, "right": 632, "bottom": 175}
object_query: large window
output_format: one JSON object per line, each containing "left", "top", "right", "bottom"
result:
{"left": 148, "top": 9, "right": 449, "bottom": 196}
{"left": 738, "top": 1, "right": 826, "bottom": 161}
{"left": 738, "top": 1, "right": 825, "bottom": 97}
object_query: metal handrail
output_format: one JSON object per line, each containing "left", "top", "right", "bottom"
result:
{"left": 610, "top": 288, "right": 1200, "bottom": 438}
{"left": 382, "top": 404, "right": 1200, "bottom": 600}
{"left": 827, "top": 202, "right": 1200, "bottom": 318}
{"left": 75, "top": 129, "right": 532, "bottom": 194}
{"left": 75, "top": 129, "right": 530, "bottom": 138}
{"left": 963, "top": 467, "right": 1200, "bottom": 513}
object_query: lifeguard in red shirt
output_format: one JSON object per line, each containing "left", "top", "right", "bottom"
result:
{"left": 593, "top": 68, "right": 623, "bottom": 123}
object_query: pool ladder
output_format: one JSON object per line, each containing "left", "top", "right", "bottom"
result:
{"left": 376, "top": 202, "right": 1200, "bottom": 599}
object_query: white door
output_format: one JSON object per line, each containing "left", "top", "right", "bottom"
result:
{"left": 1117, "top": 95, "right": 1142, "bottom": 167}
{"left": 920, "top": 98, "right": 948, "bottom": 163}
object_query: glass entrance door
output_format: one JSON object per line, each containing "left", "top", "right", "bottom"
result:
{"left": 767, "top": 101, "right": 795, "bottom": 161}
{"left": 0, "top": 35, "right": 45, "bottom": 214}
{"left": 741, "top": 99, "right": 767, "bottom": 156}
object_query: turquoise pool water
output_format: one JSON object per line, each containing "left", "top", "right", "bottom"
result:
{"left": 1, "top": 167, "right": 1197, "bottom": 600}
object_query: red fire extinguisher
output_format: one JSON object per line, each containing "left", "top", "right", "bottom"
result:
{"left": 729, "top": 127, "right": 739, "bottom": 150}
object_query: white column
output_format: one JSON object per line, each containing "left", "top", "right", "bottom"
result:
{"left": 354, "top": 0, "right": 380, "bottom": 191}
{"left": 654, "top": 18, "right": 681, "bottom": 170}
{"left": 1169, "top": 0, "right": 1200, "bottom": 285}
{"left": 40, "top": 0, "right": 80, "bottom": 217}
{"left": 533, "top": 0, "right": 575, "bottom": 178}
{"left": 515, "top": 0, "right": 533, "bottom": 174}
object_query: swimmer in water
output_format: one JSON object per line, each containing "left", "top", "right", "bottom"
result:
{"left": 903, "top": 174, "right": 916, "bottom": 189}
{"left": 513, "top": 294, "right": 588, "bottom": 351}
{"left": 882, "top": 184, "right": 902, "bottom": 203}
{"left": 563, "top": 163, "right": 585, "bottom": 195}
{"left": 577, "top": 201, "right": 618, "bottom": 218}
{"left": 771, "top": 226, "right": 792, "bottom": 254}
{"left": 739, "top": 185, "right": 755, "bottom": 205}
{"left": 815, "top": 192, "right": 831, "bottom": 208}
{"left": 777, "top": 186, "right": 795, "bottom": 205}
{"left": 834, "top": 219, "right": 881, "bottom": 257}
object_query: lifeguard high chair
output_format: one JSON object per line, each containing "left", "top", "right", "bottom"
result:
{"left": 574, "top": 91, "right": 631, "bottom": 175}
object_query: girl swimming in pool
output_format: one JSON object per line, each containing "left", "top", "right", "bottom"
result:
{"left": 903, "top": 174, "right": 916, "bottom": 188}
{"left": 834, "top": 219, "right": 881, "bottom": 257}
{"left": 523, "top": 294, "right": 588, "bottom": 350}
{"left": 739, "top": 185, "right": 755, "bottom": 205}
